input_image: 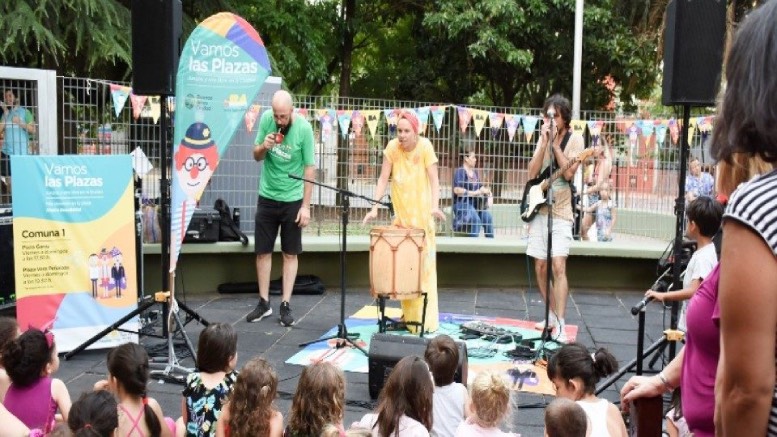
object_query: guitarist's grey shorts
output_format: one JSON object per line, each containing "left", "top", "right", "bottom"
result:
{"left": 526, "top": 216, "right": 573, "bottom": 258}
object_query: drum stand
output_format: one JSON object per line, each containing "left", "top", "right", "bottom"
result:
{"left": 377, "top": 292, "right": 428, "bottom": 336}
{"left": 290, "top": 174, "right": 391, "bottom": 356}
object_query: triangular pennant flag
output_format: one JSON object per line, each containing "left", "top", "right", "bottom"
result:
{"left": 362, "top": 110, "right": 381, "bottom": 138}
{"left": 687, "top": 118, "right": 698, "bottom": 145}
{"left": 669, "top": 119, "right": 679, "bottom": 145}
{"left": 109, "top": 84, "right": 131, "bottom": 117}
{"left": 130, "top": 94, "right": 148, "bottom": 120}
{"left": 655, "top": 123, "right": 668, "bottom": 148}
{"left": 588, "top": 120, "right": 603, "bottom": 147}
{"left": 640, "top": 120, "right": 654, "bottom": 137}
{"left": 629, "top": 123, "right": 639, "bottom": 150}
{"left": 294, "top": 107, "right": 309, "bottom": 119}
{"left": 571, "top": 119, "right": 587, "bottom": 135}
{"left": 457, "top": 106, "right": 472, "bottom": 133}
{"left": 337, "top": 110, "right": 352, "bottom": 138}
{"left": 316, "top": 109, "right": 335, "bottom": 142}
{"left": 522, "top": 115, "right": 539, "bottom": 143}
{"left": 148, "top": 97, "right": 162, "bottom": 124}
{"left": 416, "top": 106, "right": 431, "bottom": 134}
{"left": 384, "top": 108, "right": 399, "bottom": 126}
{"left": 170, "top": 12, "right": 271, "bottom": 274}
{"left": 470, "top": 109, "right": 489, "bottom": 138}
{"left": 505, "top": 114, "right": 521, "bottom": 142}
{"left": 431, "top": 106, "right": 447, "bottom": 132}
{"left": 244, "top": 104, "right": 261, "bottom": 132}
{"left": 351, "top": 110, "right": 364, "bottom": 136}
{"left": 489, "top": 112, "right": 505, "bottom": 138}
{"left": 699, "top": 116, "right": 713, "bottom": 144}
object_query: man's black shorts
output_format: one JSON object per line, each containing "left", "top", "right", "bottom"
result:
{"left": 254, "top": 196, "right": 303, "bottom": 255}
{"left": 0, "top": 153, "right": 11, "bottom": 177}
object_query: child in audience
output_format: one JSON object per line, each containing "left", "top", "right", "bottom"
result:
{"left": 644, "top": 196, "right": 722, "bottom": 330}
{"left": 102, "top": 342, "right": 173, "bottom": 437}
{"left": 286, "top": 361, "right": 346, "bottom": 437}
{"left": 582, "top": 182, "right": 616, "bottom": 242}
{"left": 353, "top": 355, "right": 433, "bottom": 437}
{"left": 547, "top": 343, "right": 627, "bottom": 437}
{"left": 544, "top": 398, "right": 588, "bottom": 437}
{"left": 0, "top": 316, "right": 19, "bottom": 401}
{"left": 179, "top": 323, "right": 239, "bottom": 437}
{"left": 68, "top": 390, "right": 119, "bottom": 437}
{"left": 2, "top": 328, "right": 72, "bottom": 433}
{"left": 216, "top": 357, "right": 283, "bottom": 437}
{"left": 455, "top": 371, "right": 518, "bottom": 437}
{"left": 424, "top": 335, "right": 468, "bottom": 437}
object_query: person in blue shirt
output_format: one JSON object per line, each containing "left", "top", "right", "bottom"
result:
{"left": 685, "top": 157, "right": 714, "bottom": 203}
{"left": 452, "top": 148, "right": 494, "bottom": 238}
{"left": 0, "top": 89, "right": 36, "bottom": 199}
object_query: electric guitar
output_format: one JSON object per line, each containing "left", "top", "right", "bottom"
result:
{"left": 519, "top": 147, "right": 597, "bottom": 223}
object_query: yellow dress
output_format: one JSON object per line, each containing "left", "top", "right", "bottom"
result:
{"left": 384, "top": 137, "right": 439, "bottom": 333}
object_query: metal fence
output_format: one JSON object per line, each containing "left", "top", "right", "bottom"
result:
{"left": 2, "top": 73, "right": 717, "bottom": 241}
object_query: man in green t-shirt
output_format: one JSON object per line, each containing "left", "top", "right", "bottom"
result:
{"left": 246, "top": 90, "right": 315, "bottom": 327}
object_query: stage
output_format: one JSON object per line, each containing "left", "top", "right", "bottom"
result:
{"left": 47, "top": 285, "right": 668, "bottom": 437}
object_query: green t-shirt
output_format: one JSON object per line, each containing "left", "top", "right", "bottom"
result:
{"left": 254, "top": 110, "right": 315, "bottom": 202}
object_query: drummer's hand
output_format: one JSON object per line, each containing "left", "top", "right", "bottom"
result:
{"left": 432, "top": 207, "right": 446, "bottom": 221}
{"left": 363, "top": 207, "right": 378, "bottom": 225}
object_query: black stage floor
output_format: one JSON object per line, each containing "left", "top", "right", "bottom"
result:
{"left": 53, "top": 286, "right": 671, "bottom": 437}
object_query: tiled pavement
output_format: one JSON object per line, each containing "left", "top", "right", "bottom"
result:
{"left": 47, "top": 286, "right": 674, "bottom": 437}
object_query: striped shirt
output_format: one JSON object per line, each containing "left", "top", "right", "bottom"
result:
{"left": 724, "top": 168, "right": 777, "bottom": 435}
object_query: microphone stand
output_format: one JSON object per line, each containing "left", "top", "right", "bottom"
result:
{"left": 290, "top": 173, "right": 391, "bottom": 356}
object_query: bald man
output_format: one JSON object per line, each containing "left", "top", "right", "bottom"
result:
{"left": 247, "top": 90, "right": 315, "bottom": 327}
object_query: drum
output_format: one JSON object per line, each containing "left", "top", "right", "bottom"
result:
{"left": 369, "top": 226, "right": 426, "bottom": 300}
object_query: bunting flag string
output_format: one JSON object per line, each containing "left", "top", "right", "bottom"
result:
{"left": 588, "top": 120, "right": 603, "bottom": 147}
{"left": 351, "top": 110, "right": 365, "bottom": 136}
{"left": 570, "top": 120, "right": 587, "bottom": 135}
{"left": 109, "top": 84, "right": 131, "bottom": 117}
{"left": 489, "top": 112, "right": 505, "bottom": 138}
{"left": 337, "top": 110, "right": 352, "bottom": 139}
{"left": 431, "top": 106, "right": 447, "bottom": 132}
{"left": 457, "top": 106, "right": 472, "bottom": 133}
{"left": 129, "top": 94, "right": 148, "bottom": 120}
{"left": 148, "top": 97, "right": 162, "bottom": 124}
{"left": 362, "top": 110, "right": 381, "bottom": 138}
{"left": 655, "top": 123, "right": 668, "bottom": 148}
{"left": 416, "top": 106, "right": 431, "bottom": 135}
{"left": 522, "top": 115, "right": 539, "bottom": 143}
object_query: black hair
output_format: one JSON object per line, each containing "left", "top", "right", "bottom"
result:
{"left": 547, "top": 342, "right": 618, "bottom": 394}
{"left": 0, "top": 316, "right": 18, "bottom": 353}
{"left": 1, "top": 328, "right": 54, "bottom": 387}
{"left": 711, "top": 0, "right": 777, "bottom": 164}
{"left": 106, "top": 343, "right": 161, "bottom": 437}
{"left": 68, "top": 390, "right": 119, "bottom": 437}
{"left": 196, "top": 322, "right": 237, "bottom": 373}
{"left": 542, "top": 94, "right": 572, "bottom": 130}
{"left": 424, "top": 334, "right": 459, "bottom": 386}
{"left": 686, "top": 196, "right": 724, "bottom": 238}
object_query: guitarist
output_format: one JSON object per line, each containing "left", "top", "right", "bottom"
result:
{"left": 525, "top": 94, "right": 584, "bottom": 342}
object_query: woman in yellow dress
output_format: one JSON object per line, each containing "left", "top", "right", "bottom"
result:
{"left": 363, "top": 110, "right": 446, "bottom": 333}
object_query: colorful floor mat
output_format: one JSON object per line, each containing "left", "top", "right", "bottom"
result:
{"left": 286, "top": 306, "right": 578, "bottom": 395}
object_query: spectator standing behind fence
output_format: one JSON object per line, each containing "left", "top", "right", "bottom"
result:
{"left": 247, "top": 90, "right": 316, "bottom": 328}
{"left": 580, "top": 138, "right": 612, "bottom": 240}
{"left": 526, "top": 94, "right": 584, "bottom": 342}
{"left": 684, "top": 158, "right": 714, "bottom": 203}
{"left": 362, "top": 110, "right": 446, "bottom": 334}
{"left": 709, "top": 1, "right": 777, "bottom": 433}
{"left": 581, "top": 182, "right": 616, "bottom": 242}
{"left": 452, "top": 148, "right": 494, "bottom": 238}
{"left": 0, "top": 88, "right": 36, "bottom": 201}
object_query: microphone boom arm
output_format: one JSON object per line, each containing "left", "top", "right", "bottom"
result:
{"left": 287, "top": 173, "right": 392, "bottom": 211}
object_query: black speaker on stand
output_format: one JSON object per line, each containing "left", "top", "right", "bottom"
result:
{"left": 131, "top": 0, "right": 182, "bottom": 96}
{"left": 368, "top": 333, "right": 468, "bottom": 400}
{"left": 662, "top": 0, "right": 727, "bottom": 106}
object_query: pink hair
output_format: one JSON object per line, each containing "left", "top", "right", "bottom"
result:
{"left": 398, "top": 110, "right": 419, "bottom": 134}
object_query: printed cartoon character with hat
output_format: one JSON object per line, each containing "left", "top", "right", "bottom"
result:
{"left": 174, "top": 122, "right": 219, "bottom": 200}
{"left": 108, "top": 247, "right": 127, "bottom": 298}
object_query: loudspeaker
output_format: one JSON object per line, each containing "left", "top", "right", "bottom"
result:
{"left": 662, "top": 0, "right": 726, "bottom": 106}
{"left": 368, "top": 333, "right": 468, "bottom": 400}
{"left": 131, "top": 0, "right": 182, "bottom": 96}
{"left": 0, "top": 212, "right": 14, "bottom": 306}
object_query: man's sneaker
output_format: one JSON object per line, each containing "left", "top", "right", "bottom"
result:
{"left": 554, "top": 321, "right": 568, "bottom": 343}
{"left": 279, "top": 301, "right": 295, "bottom": 327}
{"left": 246, "top": 298, "right": 272, "bottom": 323}
{"left": 534, "top": 313, "right": 558, "bottom": 331}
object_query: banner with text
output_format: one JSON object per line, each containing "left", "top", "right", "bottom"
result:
{"left": 11, "top": 155, "right": 138, "bottom": 352}
{"left": 170, "top": 12, "right": 271, "bottom": 273}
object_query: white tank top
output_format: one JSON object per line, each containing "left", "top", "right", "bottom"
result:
{"left": 576, "top": 398, "right": 610, "bottom": 437}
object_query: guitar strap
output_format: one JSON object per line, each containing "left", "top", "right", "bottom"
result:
{"left": 538, "top": 131, "right": 573, "bottom": 181}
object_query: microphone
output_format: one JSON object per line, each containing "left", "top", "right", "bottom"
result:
{"left": 387, "top": 195, "right": 395, "bottom": 217}
{"left": 630, "top": 296, "right": 654, "bottom": 315}
{"left": 547, "top": 108, "right": 556, "bottom": 118}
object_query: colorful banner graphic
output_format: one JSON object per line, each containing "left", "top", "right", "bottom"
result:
{"left": 170, "top": 12, "right": 271, "bottom": 273}
{"left": 11, "top": 155, "right": 138, "bottom": 352}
